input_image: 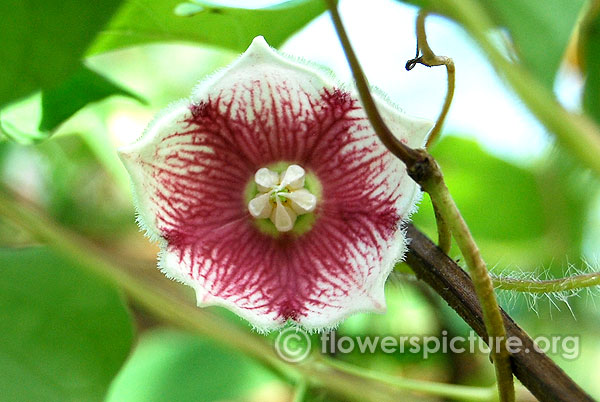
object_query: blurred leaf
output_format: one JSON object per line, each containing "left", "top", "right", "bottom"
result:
{"left": 105, "top": 329, "right": 278, "bottom": 402}
{"left": 413, "top": 137, "right": 596, "bottom": 269}
{"left": 533, "top": 148, "right": 598, "bottom": 274}
{"left": 0, "top": 134, "right": 136, "bottom": 237}
{"left": 40, "top": 65, "right": 143, "bottom": 132}
{"left": 88, "top": 0, "right": 329, "bottom": 55}
{"left": 40, "top": 136, "right": 136, "bottom": 235}
{"left": 0, "top": 247, "right": 134, "bottom": 402}
{"left": 579, "top": 1, "right": 600, "bottom": 125}
{"left": 414, "top": 136, "right": 546, "bottom": 240}
{"left": 478, "top": 0, "right": 583, "bottom": 89}
{"left": 0, "top": 95, "right": 48, "bottom": 144}
{"left": 0, "top": 0, "right": 122, "bottom": 107}
{"left": 0, "top": 65, "right": 140, "bottom": 144}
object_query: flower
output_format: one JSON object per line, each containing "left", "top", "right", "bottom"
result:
{"left": 119, "top": 36, "right": 431, "bottom": 332}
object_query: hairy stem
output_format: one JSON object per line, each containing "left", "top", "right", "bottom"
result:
{"left": 0, "top": 186, "right": 498, "bottom": 402}
{"left": 492, "top": 272, "right": 600, "bottom": 293}
{"left": 324, "top": 2, "right": 514, "bottom": 400}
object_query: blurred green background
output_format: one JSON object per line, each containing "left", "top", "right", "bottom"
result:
{"left": 1, "top": 0, "right": 599, "bottom": 401}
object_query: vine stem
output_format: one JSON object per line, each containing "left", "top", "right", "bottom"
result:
{"left": 404, "top": 224, "right": 595, "bottom": 401}
{"left": 432, "top": 0, "right": 600, "bottom": 177}
{"left": 0, "top": 186, "right": 498, "bottom": 402}
{"left": 407, "top": 10, "right": 454, "bottom": 253}
{"left": 423, "top": 174, "right": 514, "bottom": 401}
{"left": 433, "top": 199, "right": 452, "bottom": 254}
{"left": 492, "top": 272, "right": 600, "bottom": 293}
{"left": 324, "top": 1, "right": 514, "bottom": 400}
{"left": 406, "top": 10, "right": 455, "bottom": 149}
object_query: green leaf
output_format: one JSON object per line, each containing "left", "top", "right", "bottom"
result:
{"left": 413, "top": 136, "right": 596, "bottom": 269}
{"left": 0, "top": 0, "right": 122, "bottom": 107}
{"left": 40, "top": 65, "right": 143, "bottom": 132}
{"left": 0, "top": 65, "right": 139, "bottom": 144}
{"left": 0, "top": 94, "right": 48, "bottom": 144}
{"left": 412, "top": 137, "right": 547, "bottom": 267}
{"left": 106, "top": 329, "right": 278, "bottom": 402}
{"left": 580, "top": 2, "right": 600, "bottom": 125}
{"left": 479, "top": 0, "right": 583, "bottom": 89}
{"left": 414, "top": 136, "right": 546, "bottom": 240}
{"left": 0, "top": 247, "right": 134, "bottom": 402}
{"left": 88, "top": 0, "right": 329, "bottom": 55}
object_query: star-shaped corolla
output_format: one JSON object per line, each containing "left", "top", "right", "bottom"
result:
{"left": 119, "top": 36, "right": 432, "bottom": 332}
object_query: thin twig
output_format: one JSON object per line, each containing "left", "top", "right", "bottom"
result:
{"left": 433, "top": 0, "right": 600, "bottom": 177}
{"left": 321, "top": 1, "right": 422, "bottom": 167}
{"left": 292, "top": 379, "right": 308, "bottom": 402}
{"left": 406, "top": 10, "right": 455, "bottom": 148}
{"left": 324, "top": 2, "right": 514, "bottom": 400}
{"left": 423, "top": 170, "right": 515, "bottom": 401}
{"left": 407, "top": 11, "right": 453, "bottom": 252}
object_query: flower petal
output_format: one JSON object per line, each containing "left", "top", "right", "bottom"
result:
{"left": 374, "top": 94, "right": 432, "bottom": 149}
{"left": 118, "top": 101, "right": 195, "bottom": 241}
{"left": 120, "top": 36, "right": 432, "bottom": 331}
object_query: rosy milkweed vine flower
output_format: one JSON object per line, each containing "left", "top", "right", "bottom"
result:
{"left": 119, "top": 36, "right": 432, "bottom": 332}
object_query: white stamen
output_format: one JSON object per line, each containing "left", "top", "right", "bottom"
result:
{"left": 271, "top": 199, "right": 296, "bottom": 232}
{"left": 286, "top": 189, "right": 317, "bottom": 214}
{"left": 279, "top": 164, "right": 305, "bottom": 190}
{"left": 248, "top": 164, "right": 316, "bottom": 232}
{"left": 255, "top": 167, "right": 279, "bottom": 192}
{"left": 248, "top": 192, "right": 273, "bottom": 219}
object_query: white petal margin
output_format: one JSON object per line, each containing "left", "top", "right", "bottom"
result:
{"left": 192, "top": 36, "right": 333, "bottom": 117}
{"left": 118, "top": 100, "right": 193, "bottom": 243}
{"left": 159, "top": 248, "right": 285, "bottom": 332}
{"left": 193, "top": 36, "right": 432, "bottom": 150}
{"left": 372, "top": 92, "right": 433, "bottom": 149}
{"left": 297, "top": 227, "right": 409, "bottom": 332}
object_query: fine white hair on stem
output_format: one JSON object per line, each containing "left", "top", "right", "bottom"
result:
{"left": 491, "top": 258, "right": 600, "bottom": 319}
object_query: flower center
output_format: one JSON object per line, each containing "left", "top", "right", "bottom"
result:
{"left": 248, "top": 164, "right": 317, "bottom": 232}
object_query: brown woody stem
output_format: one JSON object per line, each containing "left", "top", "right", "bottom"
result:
{"left": 405, "top": 224, "right": 594, "bottom": 402}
